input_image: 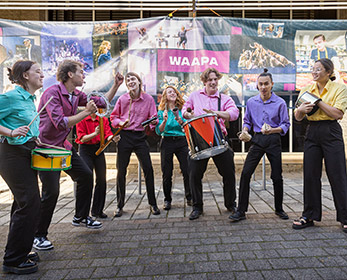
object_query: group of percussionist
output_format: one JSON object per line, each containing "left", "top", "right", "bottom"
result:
{"left": 1, "top": 58, "right": 347, "bottom": 275}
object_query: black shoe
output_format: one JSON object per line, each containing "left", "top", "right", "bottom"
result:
{"left": 163, "top": 201, "right": 171, "bottom": 210}
{"left": 189, "top": 210, "right": 202, "bottom": 220}
{"left": 114, "top": 208, "right": 123, "bottom": 218}
{"left": 275, "top": 211, "right": 289, "bottom": 220}
{"left": 186, "top": 199, "right": 193, "bottom": 206}
{"left": 93, "top": 212, "right": 108, "bottom": 219}
{"left": 227, "top": 206, "right": 237, "bottom": 214}
{"left": 27, "top": 252, "right": 40, "bottom": 262}
{"left": 150, "top": 205, "right": 161, "bottom": 215}
{"left": 3, "top": 259, "right": 38, "bottom": 275}
{"left": 229, "top": 210, "right": 246, "bottom": 222}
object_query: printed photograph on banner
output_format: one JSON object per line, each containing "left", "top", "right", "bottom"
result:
{"left": 294, "top": 30, "right": 347, "bottom": 74}
{"left": 40, "top": 24, "right": 94, "bottom": 90}
{"left": 127, "top": 49, "right": 157, "bottom": 97}
{"left": 202, "top": 18, "right": 231, "bottom": 51}
{"left": 243, "top": 73, "right": 295, "bottom": 97}
{"left": 230, "top": 35, "right": 295, "bottom": 75}
{"left": 257, "top": 23, "right": 284, "bottom": 39}
{"left": 219, "top": 74, "right": 243, "bottom": 106}
{"left": 85, "top": 23, "right": 129, "bottom": 98}
{"left": 128, "top": 19, "right": 161, "bottom": 50}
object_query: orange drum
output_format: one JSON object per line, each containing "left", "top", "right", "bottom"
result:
{"left": 183, "top": 114, "right": 228, "bottom": 160}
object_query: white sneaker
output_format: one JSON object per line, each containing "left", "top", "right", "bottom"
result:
{"left": 72, "top": 216, "right": 102, "bottom": 229}
{"left": 33, "top": 237, "right": 54, "bottom": 251}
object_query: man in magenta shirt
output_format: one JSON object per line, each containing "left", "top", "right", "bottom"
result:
{"left": 34, "top": 60, "right": 123, "bottom": 251}
{"left": 183, "top": 67, "right": 239, "bottom": 220}
{"left": 110, "top": 72, "right": 160, "bottom": 217}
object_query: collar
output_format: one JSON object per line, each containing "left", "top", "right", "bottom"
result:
{"left": 15, "top": 85, "right": 36, "bottom": 100}
{"left": 85, "top": 115, "right": 99, "bottom": 122}
{"left": 127, "top": 91, "right": 144, "bottom": 101}
{"left": 59, "top": 82, "right": 80, "bottom": 97}
{"left": 254, "top": 92, "right": 275, "bottom": 103}
{"left": 199, "top": 88, "right": 220, "bottom": 98}
{"left": 311, "top": 79, "right": 332, "bottom": 96}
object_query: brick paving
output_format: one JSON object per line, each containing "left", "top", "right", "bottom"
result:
{"left": 0, "top": 161, "right": 346, "bottom": 279}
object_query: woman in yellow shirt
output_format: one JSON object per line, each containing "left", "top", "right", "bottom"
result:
{"left": 293, "top": 58, "right": 347, "bottom": 233}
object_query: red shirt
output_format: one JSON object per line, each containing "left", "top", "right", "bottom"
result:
{"left": 75, "top": 116, "right": 113, "bottom": 145}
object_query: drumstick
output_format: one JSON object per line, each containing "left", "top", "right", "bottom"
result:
{"left": 95, "top": 120, "right": 129, "bottom": 156}
{"left": 28, "top": 96, "right": 54, "bottom": 128}
{"left": 38, "top": 142, "right": 67, "bottom": 150}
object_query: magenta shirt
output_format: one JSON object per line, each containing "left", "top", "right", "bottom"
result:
{"left": 38, "top": 82, "right": 106, "bottom": 150}
{"left": 182, "top": 88, "right": 239, "bottom": 135}
{"left": 110, "top": 92, "right": 158, "bottom": 131}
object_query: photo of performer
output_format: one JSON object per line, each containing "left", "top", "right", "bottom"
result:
{"left": 33, "top": 60, "right": 123, "bottom": 251}
{"left": 156, "top": 86, "right": 191, "bottom": 210}
{"left": 96, "top": 40, "right": 112, "bottom": 67}
{"left": 183, "top": 67, "right": 239, "bottom": 220}
{"left": 229, "top": 69, "right": 290, "bottom": 222}
{"left": 293, "top": 58, "right": 347, "bottom": 233}
{"left": 23, "top": 39, "right": 42, "bottom": 64}
{"left": 156, "top": 26, "right": 169, "bottom": 48}
{"left": 0, "top": 60, "right": 44, "bottom": 274}
{"left": 76, "top": 113, "right": 120, "bottom": 219}
{"left": 309, "top": 34, "right": 340, "bottom": 69}
{"left": 176, "top": 26, "right": 192, "bottom": 49}
{"left": 110, "top": 72, "right": 160, "bottom": 217}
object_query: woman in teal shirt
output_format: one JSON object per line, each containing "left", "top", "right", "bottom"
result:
{"left": 156, "top": 86, "right": 191, "bottom": 210}
{"left": 0, "top": 60, "right": 44, "bottom": 275}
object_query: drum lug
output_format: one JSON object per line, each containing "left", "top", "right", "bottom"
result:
{"left": 195, "top": 146, "right": 199, "bottom": 152}
{"left": 209, "top": 142, "right": 213, "bottom": 147}
{"left": 202, "top": 118, "right": 205, "bottom": 123}
{"left": 61, "top": 157, "right": 67, "bottom": 168}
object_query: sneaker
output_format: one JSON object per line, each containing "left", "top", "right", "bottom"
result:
{"left": 72, "top": 216, "right": 102, "bottom": 229}
{"left": 33, "top": 237, "right": 54, "bottom": 251}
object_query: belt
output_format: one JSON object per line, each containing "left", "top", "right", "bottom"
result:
{"left": 163, "top": 136, "right": 185, "bottom": 141}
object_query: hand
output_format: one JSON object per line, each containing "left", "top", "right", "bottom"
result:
{"left": 238, "top": 130, "right": 252, "bottom": 142}
{"left": 184, "top": 111, "right": 194, "bottom": 119}
{"left": 298, "top": 101, "right": 315, "bottom": 115}
{"left": 119, "top": 120, "right": 130, "bottom": 128}
{"left": 112, "top": 135, "right": 121, "bottom": 142}
{"left": 85, "top": 100, "right": 97, "bottom": 114}
{"left": 114, "top": 72, "right": 124, "bottom": 88}
{"left": 261, "top": 123, "right": 272, "bottom": 134}
{"left": 95, "top": 125, "right": 100, "bottom": 135}
{"left": 150, "top": 119, "right": 158, "bottom": 125}
{"left": 163, "top": 110, "right": 168, "bottom": 122}
{"left": 12, "top": 126, "right": 30, "bottom": 137}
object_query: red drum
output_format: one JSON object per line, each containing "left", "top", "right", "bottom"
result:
{"left": 183, "top": 114, "right": 228, "bottom": 160}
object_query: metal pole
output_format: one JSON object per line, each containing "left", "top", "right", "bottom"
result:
{"left": 262, "top": 155, "right": 266, "bottom": 190}
{"left": 138, "top": 163, "right": 142, "bottom": 194}
{"left": 289, "top": 94, "right": 293, "bottom": 153}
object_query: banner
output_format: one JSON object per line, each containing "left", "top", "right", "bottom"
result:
{"left": 1, "top": 16, "right": 347, "bottom": 106}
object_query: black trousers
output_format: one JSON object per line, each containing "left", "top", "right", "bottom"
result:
{"left": 79, "top": 144, "right": 107, "bottom": 216}
{"left": 160, "top": 136, "right": 191, "bottom": 203}
{"left": 36, "top": 148, "right": 93, "bottom": 237}
{"left": 303, "top": 120, "right": 347, "bottom": 224}
{"left": 189, "top": 147, "right": 236, "bottom": 212}
{"left": 0, "top": 141, "right": 40, "bottom": 266}
{"left": 238, "top": 133, "right": 284, "bottom": 213}
{"left": 116, "top": 130, "right": 157, "bottom": 209}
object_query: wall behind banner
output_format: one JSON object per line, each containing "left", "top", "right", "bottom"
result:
{"left": 1, "top": 16, "right": 347, "bottom": 152}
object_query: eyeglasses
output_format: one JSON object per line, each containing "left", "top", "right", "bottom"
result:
{"left": 312, "top": 68, "right": 324, "bottom": 73}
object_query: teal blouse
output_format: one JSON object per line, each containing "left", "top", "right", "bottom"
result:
{"left": 0, "top": 86, "right": 39, "bottom": 145}
{"left": 156, "top": 109, "right": 186, "bottom": 137}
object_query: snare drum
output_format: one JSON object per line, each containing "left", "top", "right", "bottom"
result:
{"left": 183, "top": 114, "right": 228, "bottom": 160}
{"left": 31, "top": 148, "right": 72, "bottom": 171}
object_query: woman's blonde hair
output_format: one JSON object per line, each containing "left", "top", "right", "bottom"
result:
{"left": 158, "top": 85, "right": 185, "bottom": 110}
{"left": 96, "top": 40, "right": 111, "bottom": 58}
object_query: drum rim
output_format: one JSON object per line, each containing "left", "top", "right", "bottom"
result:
{"left": 182, "top": 113, "right": 217, "bottom": 127}
{"left": 32, "top": 148, "right": 72, "bottom": 155}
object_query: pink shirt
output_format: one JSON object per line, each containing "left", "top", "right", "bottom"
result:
{"left": 110, "top": 92, "right": 158, "bottom": 131}
{"left": 182, "top": 88, "right": 239, "bottom": 135}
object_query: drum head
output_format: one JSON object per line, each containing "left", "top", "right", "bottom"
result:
{"left": 182, "top": 113, "right": 217, "bottom": 127}
{"left": 190, "top": 145, "right": 228, "bottom": 160}
{"left": 32, "top": 148, "right": 71, "bottom": 155}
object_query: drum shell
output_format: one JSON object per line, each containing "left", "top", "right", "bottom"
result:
{"left": 183, "top": 114, "right": 228, "bottom": 160}
{"left": 31, "top": 148, "right": 72, "bottom": 171}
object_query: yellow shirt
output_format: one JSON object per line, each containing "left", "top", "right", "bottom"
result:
{"left": 298, "top": 79, "right": 347, "bottom": 121}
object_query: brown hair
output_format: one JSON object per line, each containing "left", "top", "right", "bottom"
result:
{"left": 125, "top": 72, "right": 143, "bottom": 92}
{"left": 56, "top": 59, "right": 84, "bottom": 83}
{"left": 315, "top": 58, "right": 335, "bottom": 81}
{"left": 313, "top": 34, "right": 326, "bottom": 41}
{"left": 158, "top": 85, "right": 185, "bottom": 110}
{"left": 200, "top": 67, "right": 223, "bottom": 84}
{"left": 7, "top": 60, "right": 36, "bottom": 91}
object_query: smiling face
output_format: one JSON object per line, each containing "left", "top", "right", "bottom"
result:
{"left": 204, "top": 72, "right": 219, "bottom": 95}
{"left": 126, "top": 75, "right": 141, "bottom": 94}
{"left": 23, "top": 63, "right": 44, "bottom": 92}
{"left": 313, "top": 36, "right": 326, "bottom": 52}
{"left": 312, "top": 61, "right": 331, "bottom": 84}
{"left": 257, "top": 76, "right": 273, "bottom": 101}
{"left": 166, "top": 87, "right": 178, "bottom": 103}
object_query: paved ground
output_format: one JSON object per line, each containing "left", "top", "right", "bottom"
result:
{"left": 0, "top": 163, "right": 346, "bottom": 279}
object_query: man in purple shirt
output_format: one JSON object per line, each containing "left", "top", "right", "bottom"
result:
{"left": 230, "top": 69, "right": 290, "bottom": 222}
{"left": 183, "top": 67, "right": 239, "bottom": 220}
{"left": 34, "top": 60, "right": 123, "bottom": 251}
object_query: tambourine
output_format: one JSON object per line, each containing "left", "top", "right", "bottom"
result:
{"left": 86, "top": 91, "right": 111, "bottom": 118}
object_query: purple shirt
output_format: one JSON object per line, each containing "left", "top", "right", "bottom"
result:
{"left": 243, "top": 93, "right": 290, "bottom": 136}
{"left": 38, "top": 82, "right": 106, "bottom": 150}
{"left": 182, "top": 88, "right": 239, "bottom": 135}
{"left": 110, "top": 92, "right": 158, "bottom": 131}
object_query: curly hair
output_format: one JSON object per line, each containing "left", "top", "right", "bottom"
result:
{"left": 56, "top": 60, "right": 84, "bottom": 83}
{"left": 158, "top": 85, "right": 185, "bottom": 110}
{"left": 96, "top": 40, "right": 111, "bottom": 58}
{"left": 200, "top": 67, "right": 223, "bottom": 84}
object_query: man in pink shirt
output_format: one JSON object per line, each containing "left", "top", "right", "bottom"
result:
{"left": 183, "top": 67, "right": 239, "bottom": 220}
{"left": 110, "top": 72, "right": 160, "bottom": 217}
